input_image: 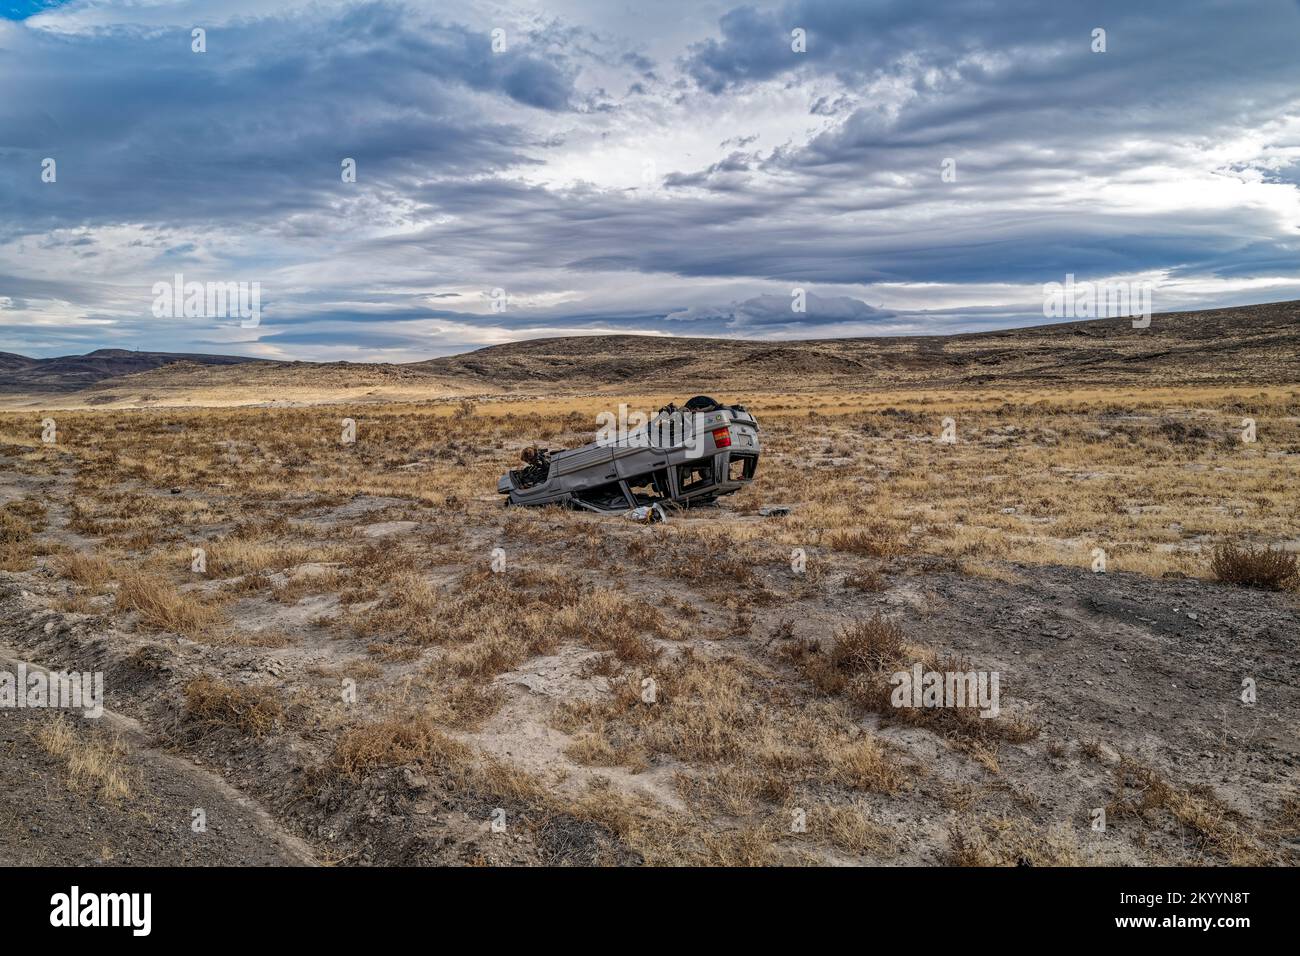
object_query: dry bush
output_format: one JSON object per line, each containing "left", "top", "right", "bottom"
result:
{"left": 115, "top": 568, "right": 225, "bottom": 637}
{"left": 1210, "top": 543, "right": 1298, "bottom": 590}
{"left": 804, "top": 615, "right": 911, "bottom": 710}
{"left": 330, "top": 717, "right": 472, "bottom": 779}
{"left": 801, "top": 616, "right": 1038, "bottom": 747}
{"left": 183, "top": 678, "right": 284, "bottom": 737}
{"left": 35, "top": 715, "right": 132, "bottom": 801}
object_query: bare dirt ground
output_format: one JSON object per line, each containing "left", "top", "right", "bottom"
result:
{"left": 0, "top": 667, "right": 314, "bottom": 867}
{"left": 0, "top": 379, "right": 1297, "bottom": 866}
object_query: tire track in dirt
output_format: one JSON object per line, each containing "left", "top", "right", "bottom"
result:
{"left": 0, "top": 643, "right": 317, "bottom": 866}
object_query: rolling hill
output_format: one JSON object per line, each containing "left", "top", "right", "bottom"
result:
{"left": 1, "top": 299, "right": 1296, "bottom": 409}
{"left": 0, "top": 348, "right": 262, "bottom": 393}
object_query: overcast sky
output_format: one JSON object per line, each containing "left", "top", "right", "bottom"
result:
{"left": 2, "top": 0, "right": 1299, "bottom": 361}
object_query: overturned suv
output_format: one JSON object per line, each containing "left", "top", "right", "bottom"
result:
{"left": 498, "top": 396, "right": 760, "bottom": 514}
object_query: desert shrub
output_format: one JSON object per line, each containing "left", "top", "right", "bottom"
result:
{"left": 1158, "top": 420, "right": 1210, "bottom": 444}
{"left": 1210, "top": 543, "right": 1298, "bottom": 590}
{"left": 806, "top": 615, "right": 910, "bottom": 709}
{"left": 330, "top": 718, "right": 470, "bottom": 778}
{"left": 802, "top": 616, "right": 1037, "bottom": 746}
{"left": 183, "top": 678, "right": 284, "bottom": 737}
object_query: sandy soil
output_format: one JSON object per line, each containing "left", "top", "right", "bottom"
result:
{"left": 1, "top": 504, "right": 1295, "bottom": 866}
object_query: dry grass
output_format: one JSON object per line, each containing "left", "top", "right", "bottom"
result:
{"left": 183, "top": 678, "right": 284, "bottom": 737}
{"left": 0, "top": 500, "right": 45, "bottom": 570}
{"left": 1107, "top": 757, "right": 1270, "bottom": 865}
{"left": 115, "top": 568, "right": 226, "bottom": 637}
{"left": 947, "top": 816, "right": 1081, "bottom": 866}
{"left": 828, "top": 736, "right": 907, "bottom": 794}
{"left": 34, "top": 715, "right": 132, "bottom": 801}
{"left": 330, "top": 717, "right": 473, "bottom": 779}
{"left": 795, "top": 615, "right": 1039, "bottom": 748}
{"left": 555, "top": 647, "right": 908, "bottom": 852}
{"left": 3, "top": 382, "right": 1294, "bottom": 866}
{"left": 201, "top": 537, "right": 338, "bottom": 578}
{"left": 17, "top": 387, "right": 1298, "bottom": 584}
{"left": 1273, "top": 794, "right": 1300, "bottom": 838}
{"left": 55, "top": 551, "right": 115, "bottom": 591}
{"left": 0, "top": 508, "right": 34, "bottom": 544}
{"left": 817, "top": 801, "right": 889, "bottom": 855}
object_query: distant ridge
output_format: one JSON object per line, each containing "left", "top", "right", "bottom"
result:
{"left": 2, "top": 299, "right": 1297, "bottom": 406}
{"left": 0, "top": 349, "right": 263, "bottom": 392}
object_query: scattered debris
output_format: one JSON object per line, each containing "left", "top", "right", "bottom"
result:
{"left": 625, "top": 504, "right": 669, "bottom": 523}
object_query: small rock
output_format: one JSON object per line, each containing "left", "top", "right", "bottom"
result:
{"left": 402, "top": 767, "right": 430, "bottom": 791}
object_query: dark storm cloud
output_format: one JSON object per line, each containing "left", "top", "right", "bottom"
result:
{"left": 664, "top": 293, "right": 896, "bottom": 332}
{"left": 375, "top": 174, "right": 1294, "bottom": 288}
{"left": 683, "top": 0, "right": 1300, "bottom": 97}
{"left": 0, "top": 2, "right": 574, "bottom": 233}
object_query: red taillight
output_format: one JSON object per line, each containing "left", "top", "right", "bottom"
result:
{"left": 712, "top": 427, "right": 731, "bottom": 448}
